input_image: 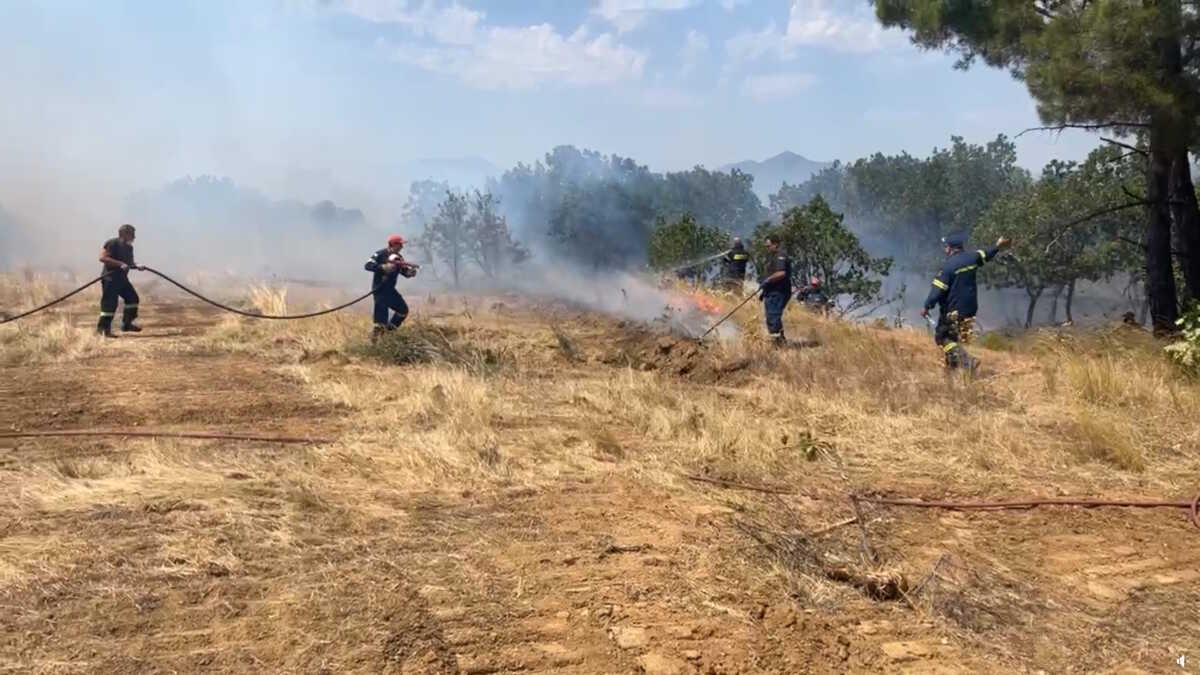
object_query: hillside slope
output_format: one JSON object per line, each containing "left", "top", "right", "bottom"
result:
{"left": 1, "top": 275, "right": 1197, "bottom": 673}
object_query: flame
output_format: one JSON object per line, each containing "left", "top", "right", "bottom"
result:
{"left": 688, "top": 292, "right": 724, "bottom": 315}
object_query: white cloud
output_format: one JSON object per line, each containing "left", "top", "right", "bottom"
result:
{"left": 592, "top": 0, "right": 699, "bottom": 33}
{"left": 392, "top": 24, "right": 646, "bottom": 90}
{"left": 740, "top": 72, "right": 816, "bottom": 102}
{"left": 680, "top": 29, "right": 709, "bottom": 76}
{"left": 325, "top": 1, "right": 646, "bottom": 90}
{"left": 727, "top": 0, "right": 904, "bottom": 61}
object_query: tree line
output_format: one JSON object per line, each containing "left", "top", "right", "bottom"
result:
{"left": 874, "top": 0, "right": 1200, "bottom": 331}
{"left": 401, "top": 134, "right": 1167, "bottom": 330}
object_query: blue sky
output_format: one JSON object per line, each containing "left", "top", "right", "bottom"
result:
{"left": 0, "top": 0, "right": 1100, "bottom": 226}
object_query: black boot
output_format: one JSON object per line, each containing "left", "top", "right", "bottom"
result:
{"left": 121, "top": 306, "right": 140, "bottom": 332}
{"left": 97, "top": 314, "right": 116, "bottom": 338}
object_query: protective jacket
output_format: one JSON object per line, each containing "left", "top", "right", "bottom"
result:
{"left": 723, "top": 246, "right": 749, "bottom": 279}
{"left": 923, "top": 245, "right": 1000, "bottom": 318}
{"left": 102, "top": 238, "right": 135, "bottom": 280}
{"left": 364, "top": 249, "right": 402, "bottom": 291}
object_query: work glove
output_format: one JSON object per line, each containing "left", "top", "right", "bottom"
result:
{"left": 119, "top": 263, "right": 130, "bottom": 271}
{"left": 920, "top": 307, "right": 929, "bottom": 319}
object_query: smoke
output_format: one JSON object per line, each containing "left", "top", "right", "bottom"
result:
{"left": 489, "top": 261, "right": 739, "bottom": 340}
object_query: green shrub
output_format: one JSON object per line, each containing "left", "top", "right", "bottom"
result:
{"left": 1165, "top": 304, "right": 1200, "bottom": 375}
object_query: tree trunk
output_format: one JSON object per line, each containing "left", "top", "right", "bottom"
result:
{"left": 1047, "top": 285, "right": 1062, "bottom": 323}
{"left": 1025, "top": 288, "right": 1043, "bottom": 329}
{"left": 1170, "top": 148, "right": 1200, "bottom": 305}
{"left": 1147, "top": 113, "right": 1180, "bottom": 331}
{"left": 1065, "top": 278, "right": 1076, "bottom": 324}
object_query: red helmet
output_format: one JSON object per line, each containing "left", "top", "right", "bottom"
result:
{"left": 810, "top": 276, "right": 821, "bottom": 287}
{"left": 387, "top": 234, "right": 406, "bottom": 247}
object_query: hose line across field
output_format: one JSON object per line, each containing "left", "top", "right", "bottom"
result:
{"left": 0, "top": 272, "right": 111, "bottom": 325}
{"left": 0, "top": 430, "right": 334, "bottom": 445}
{"left": 1, "top": 266, "right": 383, "bottom": 324}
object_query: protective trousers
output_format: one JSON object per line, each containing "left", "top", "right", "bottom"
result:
{"left": 373, "top": 287, "right": 408, "bottom": 328}
{"left": 763, "top": 291, "right": 789, "bottom": 339}
{"left": 934, "top": 312, "right": 970, "bottom": 369}
{"left": 98, "top": 276, "right": 139, "bottom": 333}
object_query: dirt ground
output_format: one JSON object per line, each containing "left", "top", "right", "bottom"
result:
{"left": 1, "top": 286, "right": 1197, "bottom": 674}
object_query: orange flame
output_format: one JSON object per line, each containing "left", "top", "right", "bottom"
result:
{"left": 688, "top": 292, "right": 724, "bottom": 315}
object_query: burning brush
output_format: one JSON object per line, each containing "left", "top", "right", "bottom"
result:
{"left": 655, "top": 291, "right": 738, "bottom": 340}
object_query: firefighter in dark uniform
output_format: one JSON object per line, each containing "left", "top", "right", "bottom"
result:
{"left": 758, "top": 235, "right": 792, "bottom": 344}
{"left": 364, "top": 234, "right": 418, "bottom": 338}
{"left": 797, "top": 276, "right": 831, "bottom": 315}
{"left": 97, "top": 224, "right": 142, "bottom": 337}
{"left": 921, "top": 232, "right": 1011, "bottom": 371}
{"left": 721, "top": 237, "right": 750, "bottom": 292}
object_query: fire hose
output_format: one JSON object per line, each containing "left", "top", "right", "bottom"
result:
{"left": 0, "top": 429, "right": 333, "bottom": 444}
{"left": 855, "top": 493, "right": 1200, "bottom": 530}
{"left": 2, "top": 266, "right": 388, "bottom": 324}
{"left": 697, "top": 290, "right": 760, "bottom": 341}
{"left": 0, "top": 271, "right": 114, "bottom": 325}
{"left": 684, "top": 475, "right": 1199, "bottom": 530}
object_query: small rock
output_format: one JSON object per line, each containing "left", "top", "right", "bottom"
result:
{"left": 683, "top": 650, "right": 702, "bottom": 661}
{"left": 880, "top": 641, "right": 938, "bottom": 663}
{"left": 610, "top": 625, "right": 650, "bottom": 650}
{"left": 640, "top": 652, "right": 688, "bottom": 675}
{"left": 665, "top": 625, "right": 695, "bottom": 639}
{"left": 763, "top": 606, "right": 796, "bottom": 630}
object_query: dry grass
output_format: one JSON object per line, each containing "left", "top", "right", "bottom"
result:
{"left": 0, "top": 318, "right": 105, "bottom": 366}
{"left": 3, "top": 275, "right": 1199, "bottom": 673}
{"left": 174, "top": 283, "right": 1200, "bottom": 499}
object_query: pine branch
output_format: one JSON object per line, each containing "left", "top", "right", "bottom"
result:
{"left": 1016, "top": 122, "right": 1149, "bottom": 138}
{"left": 1113, "top": 234, "right": 1188, "bottom": 259}
{"left": 1042, "top": 200, "right": 1150, "bottom": 254}
{"left": 1100, "top": 137, "right": 1148, "bottom": 157}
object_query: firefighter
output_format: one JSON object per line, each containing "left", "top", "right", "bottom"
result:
{"left": 364, "top": 235, "right": 418, "bottom": 338}
{"left": 758, "top": 235, "right": 792, "bottom": 344}
{"left": 797, "top": 276, "right": 830, "bottom": 315}
{"left": 921, "top": 232, "right": 1011, "bottom": 372}
{"left": 97, "top": 224, "right": 143, "bottom": 337}
{"left": 721, "top": 237, "right": 750, "bottom": 292}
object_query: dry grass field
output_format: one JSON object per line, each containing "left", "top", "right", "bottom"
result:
{"left": 1, "top": 271, "right": 1197, "bottom": 674}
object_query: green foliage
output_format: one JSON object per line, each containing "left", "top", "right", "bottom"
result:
{"left": 647, "top": 214, "right": 728, "bottom": 272}
{"left": 751, "top": 196, "right": 893, "bottom": 312}
{"left": 493, "top": 145, "right": 763, "bottom": 270}
{"left": 466, "top": 190, "right": 529, "bottom": 278}
{"left": 974, "top": 146, "right": 1143, "bottom": 327}
{"left": 428, "top": 190, "right": 471, "bottom": 287}
{"left": 873, "top": 0, "right": 1199, "bottom": 328}
{"left": 657, "top": 167, "right": 766, "bottom": 236}
{"left": 1165, "top": 303, "right": 1200, "bottom": 375}
{"left": 403, "top": 180, "right": 452, "bottom": 273}
{"left": 769, "top": 135, "right": 1030, "bottom": 269}
{"left": 428, "top": 189, "right": 529, "bottom": 286}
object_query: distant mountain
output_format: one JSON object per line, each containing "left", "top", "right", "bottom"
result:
{"left": 720, "top": 151, "right": 832, "bottom": 200}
